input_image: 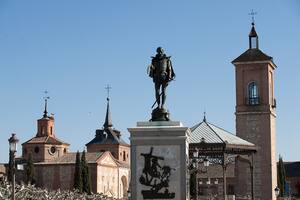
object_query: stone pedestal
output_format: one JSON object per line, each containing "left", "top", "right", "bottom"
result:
{"left": 128, "top": 121, "right": 190, "bottom": 200}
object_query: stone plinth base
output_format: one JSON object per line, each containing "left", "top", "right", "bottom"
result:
{"left": 128, "top": 121, "right": 190, "bottom": 200}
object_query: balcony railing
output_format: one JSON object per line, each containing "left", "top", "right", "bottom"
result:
{"left": 246, "top": 97, "right": 260, "bottom": 106}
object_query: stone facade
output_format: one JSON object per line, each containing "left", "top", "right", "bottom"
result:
{"left": 96, "top": 153, "right": 129, "bottom": 198}
{"left": 128, "top": 121, "right": 190, "bottom": 200}
{"left": 34, "top": 151, "right": 129, "bottom": 199}
{"left": 87, "top": 143, "right": 130, "bottom": 164}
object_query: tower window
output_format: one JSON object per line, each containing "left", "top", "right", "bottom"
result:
{"left": 248, "top": 82, "right": 259, "bottom": 105}
{"left": 123, "top": 151, "right": 126, "bottom": 161}
{"left": 250, "top": 37, "right": 257, "bottom": 49}
{"left": 34, "top": 146, "right": 40, "bottom": 154}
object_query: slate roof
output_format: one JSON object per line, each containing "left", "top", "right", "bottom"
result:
{"left": 86, "top": 127, "right": 129, "bottom": 147}
{"left": 284, "top": 162, "right": 300, "bottom": 177}
{"left": 86, "top": 97, "right": 129, "bottom": 147}
{"left": 190, "top": 120, "right": 255, "bottom": 147}
{"left": 232, "top": 48, "right": 273, "bottom": 63}
{"left": 36, "top": 152, "right": 104, "bottom": 165}
{"left": 22, "top": 136, "right": 69, "bottom": 145}
{"left": 249, "top": 25, "right": 258, "bottom": 37}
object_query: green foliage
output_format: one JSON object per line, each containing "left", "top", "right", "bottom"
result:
{"left": 81, "top": 150, "right": 92, "bottom": 194}
{"left": 26, "top": 153, "right": 36, "bottom": 184}
{"left": 73, "top": 151, "right": 82, "bottom": 192}
{"left": 277, "top": 155, "right": 287, "bottom": 197}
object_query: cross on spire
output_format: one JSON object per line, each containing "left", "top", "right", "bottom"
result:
{"left": 103, "top": 85, "right": 113, "bottom": 129}
{"left": 249, "top": 9, "right": 257, "bottom": 24}
{"left": 105, "top": 84, "right": 112, "bottom": 100}
{"left": 43, "top": 90, "right": 50, "bottom": 118}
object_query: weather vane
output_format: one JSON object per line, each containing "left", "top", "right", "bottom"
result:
{"left": 249, "top": 9, "right": 257, "bottom": 24}
{"left": 43, "top": 90, "right": 50, "bottom": 118}
{"left": 105, "top": 84, "right": 112, "bottom": 99}
{"left": 203, "top": 107, "right": 207, "bottom": 122}
{"left": 43, "top": 90, "right": 50, "bottom": 101}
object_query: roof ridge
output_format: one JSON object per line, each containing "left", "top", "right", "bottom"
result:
{"left": 207, "top": 121, "right": 234, "bottom": 135}
{"left": 207, "top": 121, "right": 255, "bottom": 145}
{"left": 190, "top": 121, "right": 203, "bottom": 132}
{"left": 232, "top": 48, "right": 273, "bottom": 63}
{"left": 205, "top": 121, "right": 225, "bottom": 143}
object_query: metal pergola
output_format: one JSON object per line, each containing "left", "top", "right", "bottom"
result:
{"left": 189, "top": 119, "right": 257, "bottom": 200}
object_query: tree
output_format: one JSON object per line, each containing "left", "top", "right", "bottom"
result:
{"left": 81, "top": 150, "right": 91, "bottom": 194}
{"left": 26, "top": 153, "right": 36, "bottom": 184}
{"left": 277, "top": 155, "right": 287, "bottom": 197}
{"left": 73, "top": 151, "right": 82, "bottom": 192}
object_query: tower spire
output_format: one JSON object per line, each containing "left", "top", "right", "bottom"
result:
{"left": 43, "top": 91, "right": 50, "bottom": 118}
{"left": 103, "top": 85, "right": 113, "bottom": 129}
{"left": 248, "top": 10, "right": 259, "bottom": 49}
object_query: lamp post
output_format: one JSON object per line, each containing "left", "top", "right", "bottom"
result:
{"left": 274, "top": 186, "right": 280, "bottom": 199}
{"left": 190, "top": 149, "right": 209, "bottom": 200}
{"left": 8, "top": 133, "right": 19, "bottom": 200}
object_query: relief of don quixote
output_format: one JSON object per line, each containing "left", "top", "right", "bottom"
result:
{"left": 139, "top": 147, "right": 176, "bottom": 199}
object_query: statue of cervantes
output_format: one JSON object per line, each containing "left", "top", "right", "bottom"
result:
{"left": 148, "top": 47, "right": 175, "bottom": 121}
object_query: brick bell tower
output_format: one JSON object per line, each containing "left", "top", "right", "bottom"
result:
{"left": 232, "top": 22, "right": 277, "bottom": 200}
{"left": 22, "top": 98, "right": 69, "bottom": 163}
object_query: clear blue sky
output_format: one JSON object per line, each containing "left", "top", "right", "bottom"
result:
{"left": 0, "top": 0, "right": 299, "bottom": 162}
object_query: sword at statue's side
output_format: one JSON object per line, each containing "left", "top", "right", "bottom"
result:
{"left": 150, "top": 78, "right": 175, "bottom": 109}
{"left": 151, "top": 93, "right": 163, "bottom": 109}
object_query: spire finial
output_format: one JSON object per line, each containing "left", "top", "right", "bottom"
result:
{"left": 43, "top": 90, "right": 50, "bottom": 118}
{"left": 203, "top": 110, "right": 207, "bottom": 122}
{"left": 249, "top": 9, "right": 257, "bottom": 25}
{"left": 105, "top": 84, "right": 112, "bottom": 99}
{"left": 103, "top": 85, "right": 113, "bottom": 129}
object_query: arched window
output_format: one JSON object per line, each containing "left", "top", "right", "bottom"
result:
{"left": 248, "top": 82, "right": 259, "bottom": 105}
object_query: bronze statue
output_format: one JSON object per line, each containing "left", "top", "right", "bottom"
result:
{"left": 148, "top": 47, "right": 175, "bottom": 121}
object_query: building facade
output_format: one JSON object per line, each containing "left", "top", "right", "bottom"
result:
{"left": 233, "top": 22, "right": 277, "bottom": 200}
{"left": 18, "top": 98, "right": 130, "bottom": 199}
